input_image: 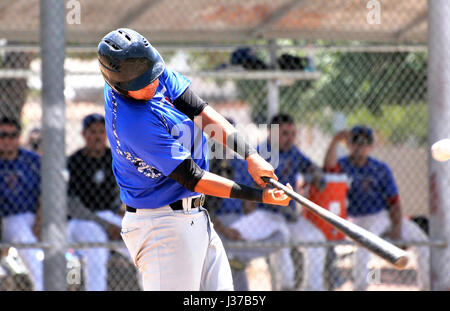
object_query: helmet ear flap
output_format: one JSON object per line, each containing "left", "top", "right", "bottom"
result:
{"left": 113, "top": 84, "right": 129, "bottom": 96}
{"left": 103, "top": 79, "right": 128, "bottom": 96}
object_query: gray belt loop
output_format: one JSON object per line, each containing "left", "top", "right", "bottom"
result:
{"left": 182, "top": 195, "right": 205, "bottom": 214}
{"left": 182, "top": 197, "right": 192, "bottom": 214}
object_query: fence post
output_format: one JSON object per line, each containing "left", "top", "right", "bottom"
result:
{"left": 40, "top": 0, "right": 67, "bottom": 291}
{"left": 428, "top": 0, "right": 450, "bottom": 290}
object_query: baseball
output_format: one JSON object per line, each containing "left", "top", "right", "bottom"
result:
{"left": 431, "top": 138, "right": 450, "bottom": 162}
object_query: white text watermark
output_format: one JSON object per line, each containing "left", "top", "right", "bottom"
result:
{"left": 366, "top": 0, "right": 381, "bottom": 25}
{"left": 66, "top": 0, "right": 81, "bottom": 25}
{"left": 170, "top": 120, "right": 280, "bottom": 169}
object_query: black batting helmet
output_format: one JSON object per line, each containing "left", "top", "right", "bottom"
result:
{"left": 97, "top": 28, "right": 165, "bottom": 93}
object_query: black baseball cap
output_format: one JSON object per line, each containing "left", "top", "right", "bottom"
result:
{"left": 0, "top": 116, "right": 21, "bottom": 132}
{"left": 82, "top": 113, "right": 105, "bottom": 130}
{"left": 270, "top": 113, "right": 294, "bottom": 125}
{"left": 350, "top": 125, "right": 374, "bottom": 145}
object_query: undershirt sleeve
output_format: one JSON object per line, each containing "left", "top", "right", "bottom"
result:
{"left": 168, "top": 157, "right": 206, "bottom": 191}
{"left": 172, "top": 87, "right": 208, "bottom": 120}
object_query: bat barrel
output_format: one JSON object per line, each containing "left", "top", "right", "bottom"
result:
{"left": 262, "top": 177, "right": 409, "bottom": 269}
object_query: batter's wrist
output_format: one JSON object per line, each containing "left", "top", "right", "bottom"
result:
{"left": 229, "top": 182, "right": 263, "bottom": 202}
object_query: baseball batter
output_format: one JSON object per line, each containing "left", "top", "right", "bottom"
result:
{"left": 97, "top": 28, "right": 291, "bottom": 291}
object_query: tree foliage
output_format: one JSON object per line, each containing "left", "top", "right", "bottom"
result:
{"left": 306, "top": 51, "right": 428, "bottom": 116}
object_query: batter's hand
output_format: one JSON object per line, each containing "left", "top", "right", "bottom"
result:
{"left": 246, "top": 153, "right": 278, "bottom": 188}
{"left": 262, "top": 183, "right": 293, "bottom": 206}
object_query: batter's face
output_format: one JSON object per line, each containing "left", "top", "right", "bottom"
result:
{"left": 128, "top": 79, "right": 159, "bottom": 101}
{"left": 83, "top": 122, "right": 107, "bottom": 155}
{"left": 0, "top": 124, "right": 20, "bottom": 160}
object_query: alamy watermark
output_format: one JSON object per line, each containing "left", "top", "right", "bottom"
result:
{"left": 66, "top": 0, "right": 81, "bottom": 25}
{"left": 170, "top": 119, "right": 280, "bottom": 169}
{"left": 66, "top": 259, "right": 81, "bottom": 286}
{"left": 366, "top": 0, "right": 381, "bottom": 25}
{"left": 367, "top": 269, "right": 382, "bottom": 285}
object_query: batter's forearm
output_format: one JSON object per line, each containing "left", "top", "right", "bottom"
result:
{"left": 169, "top": 157, "right": 287, "bottom": 204}
{"left": 196, "top": 105, "right": 235, "bottom": 145}
{"left": 194, "top": 171, "right": 235, "bottom": 198}
{"left": 169, "top": 157, "right": 260, "bottom": 200}
{"left": 194, "top": 171, "right": 262, "bottom": 202}
{"left": 196, "top": 106, "right": 256, "bottom": 159}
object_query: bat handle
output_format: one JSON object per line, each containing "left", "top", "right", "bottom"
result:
{"left": 262, "top": 176, "right": 289, "bottom": 192}
{"left": 261, "top": 176, "right": 273, "bottom": 184}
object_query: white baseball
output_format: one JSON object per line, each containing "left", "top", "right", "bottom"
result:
{"left": 431, "top": 138, "right": 450, "bottom": 162}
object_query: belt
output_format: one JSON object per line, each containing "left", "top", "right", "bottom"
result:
{"left": 126, "top": 195, "right": 205, "bottom": 213}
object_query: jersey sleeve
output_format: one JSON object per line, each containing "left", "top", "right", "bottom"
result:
{"left": 172, "top": 87, "right": 208, "bottom": 120}
{"left": 297, "top": 151, "right": 314, "bottom": 174}
{"left": 131, "top": 117, "right": 192, "bottom": 177}
{"left": 381, "top": 164, "right": 399, "bottom": 201}
{"left": 159, "top": 67, "right": 191, "bottom": 102}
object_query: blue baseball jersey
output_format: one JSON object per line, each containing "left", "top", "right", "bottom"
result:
{"left": 0, "top": 149, "right": 40, "bottom": 217}
{"left": 217, "top": 158, "right": 253, "bottom": 215}
{"left": 103, "top": 67, "right": 209, "bottom": 209}
{"left": 336, "top": 156, "right": 398, "bottom": 216}
{"left": 257, "top": 142, "right": 313, "bottom": 219}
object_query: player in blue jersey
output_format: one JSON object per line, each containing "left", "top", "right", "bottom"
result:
{"left": 0, "top": 117, "right": 43, "bottom": 291}
{"left": 97, "top": 28, "right": 291, "bottom": 291}
{"left": 239, "top": 114, "right": 327, "bottom": 291}
{"left": 324, "top": 125, "right": 430, "bottom": 290}
{"left": 206, "top": 118, "right": 291, "bottom": 291}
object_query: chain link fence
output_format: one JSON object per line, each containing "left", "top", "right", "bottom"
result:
{"left": 0, "top": 0, "right": 449, "bottom": 291}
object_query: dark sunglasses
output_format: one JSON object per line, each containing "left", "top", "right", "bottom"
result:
{"left": 350, "top": 134, "right": 372, "bottom": 146}
{"left": 0, "top": 131, "right": 19, "bottom": 139}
